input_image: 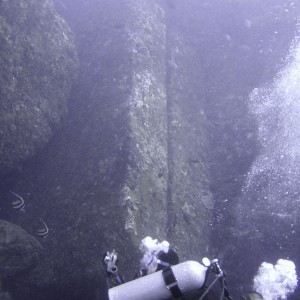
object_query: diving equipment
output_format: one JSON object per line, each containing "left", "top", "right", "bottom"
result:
{"left": 103, "top": 250, "right": 124, "bottom": 289}
{"left": 108, "top": 260, "right": 207, "bottom": 300}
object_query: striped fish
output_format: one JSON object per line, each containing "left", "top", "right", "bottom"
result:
{"left": 10, "top": 191, "right": 25, "bottom": 212}
{"left": 37, "top": 217, "right": 49, "bottom": 239}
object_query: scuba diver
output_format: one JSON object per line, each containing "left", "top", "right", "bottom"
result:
{"left": 103, "top": 250, "right": 124, "bottom": 289}
{"left": 103, "top": 237, "right": 264, "bottom": 300}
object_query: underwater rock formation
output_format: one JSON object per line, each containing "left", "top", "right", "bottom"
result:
{"left": 0, "top": 220, "right": 42, "bottom": 278}
{"left": 0, "top": 0, "right": 300, "bottom": 299}
{"left": 0, "top": 284, "right": 12, "bottom": 300}
{"left": 0, "top": 0, "right": 78, "bottom": 176}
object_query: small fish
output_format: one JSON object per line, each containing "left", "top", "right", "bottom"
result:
{"left": 275, "top": 213, "right": 292, "bottom": 219}
{"left": 37, "top": 217, "right": 49, "bottom": 239}
{"left": 10, "top": 191, "right": 25, "bottom": 212}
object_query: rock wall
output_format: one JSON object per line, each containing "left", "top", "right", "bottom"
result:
{"left": 120, "top": 0, "right": 168, "bottom": 242}
{"left": 1, "top": 0, "right": 170, "bottom": 299}
{"left": 0, "top": 0, "right": 214, "bottom": 297}
{"left": 165, "top": 28, "right": 213, "bottom": 259}
{"left": 0, "top": 220, "right": 42, "bottom": 278}
{"left": 0, "top": 0, "right": 78, "bottom": 176}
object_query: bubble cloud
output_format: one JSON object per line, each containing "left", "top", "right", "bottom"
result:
{"left": 253, "top": 259, "right": 298, "bottom": 300}
{"left": 139, "top": 236, "right": 170, "bottom": 274}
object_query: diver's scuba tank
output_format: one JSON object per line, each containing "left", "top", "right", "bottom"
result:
{"left": 103, "top": 238, "right": 268, "bottom": 300}
{"left": 103, "top": 239, "right": 233, "bottom": 300}
{"left": 108, "top": 260, "right": 207, "bottom": 300}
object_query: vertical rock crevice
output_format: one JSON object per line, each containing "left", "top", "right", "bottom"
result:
{"left": 165, "top": 6, "right": 214, "bottom": 260}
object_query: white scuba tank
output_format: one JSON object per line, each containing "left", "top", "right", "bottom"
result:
{"left": 108, "top": 260, "right": 207, "bottom": 300}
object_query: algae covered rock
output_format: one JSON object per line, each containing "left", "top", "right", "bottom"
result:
{"left": 0, "top": 220, "right": 42, "bottom": 278}
{"left": 0, "top": 280, "right": 12, "bottom": 300}
{"left": 0, "top": 0, "right": 78, "bottom": 175}
{"left": 0, "top": 291, "right": 12, "bottom": 300}
{"left": 0, "top": 282, "right": 12, "bottom": 300}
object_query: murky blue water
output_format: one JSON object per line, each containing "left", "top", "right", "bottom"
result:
{"left": 235, "top": 31, "right": 300, "bottom": 300}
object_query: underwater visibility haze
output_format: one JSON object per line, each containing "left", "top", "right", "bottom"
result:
{"left": 0, "top": 0, "right": 300, "bottom": 299}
